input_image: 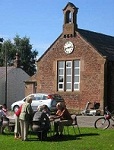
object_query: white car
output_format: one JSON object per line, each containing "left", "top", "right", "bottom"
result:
{"left": 11, "top": 93, "right": 64, "bottom": 114}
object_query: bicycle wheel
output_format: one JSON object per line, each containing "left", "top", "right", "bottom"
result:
{"left": 94, "top": 117, "right": 110, "bottom": 129}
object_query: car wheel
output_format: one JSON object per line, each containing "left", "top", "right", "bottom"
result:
{"left": 13, "top": 105, "right": 19, "bottom": 112}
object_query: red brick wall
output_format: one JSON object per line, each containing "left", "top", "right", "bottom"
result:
{"left": 34, "top": 33, "right": 106, "bottom": 112}
{"left": 25, "top": 82, "right": 36, "bottom": 96}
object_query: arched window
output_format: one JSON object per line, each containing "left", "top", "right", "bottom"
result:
{"left": 65, "top": 11, "right": 72, "bottom": 24}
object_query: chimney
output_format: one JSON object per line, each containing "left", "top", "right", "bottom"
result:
{"left": 14, "top": 53, "right": 21, "bottom": 68}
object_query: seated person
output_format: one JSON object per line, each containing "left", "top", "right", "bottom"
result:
{"left": 52, "top": 102, "right": 73, "bottom": 136}
{"left": 0, "top": 105, "right": 9, "bottom": 134}
{"left": 32, "top": 105, "right": 50, "bottom": 140}
{"left": 2, "top": 117, "right": 9, "bottom": 134}
{"left": 42, "top": 104, "right": 50, "bottom": 117}
{"left": 2, "top": 104, "right": 8, "bottom": 115}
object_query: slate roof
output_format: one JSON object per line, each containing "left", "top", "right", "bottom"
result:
{"left": 0, "top": 67, "right": 15, "bottom": 79}
{"left": 78, "top": 28, "right": 114, "bottom": 61}
{"left": 37, "top": 28, "right": 114, "bottom": 62}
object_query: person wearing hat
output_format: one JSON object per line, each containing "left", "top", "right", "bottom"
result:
{"left": 19, "top": 96, "right": 33, "bottom": 141}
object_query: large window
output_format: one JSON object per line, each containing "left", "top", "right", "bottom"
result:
{"left": 57, "top": 60, "right": 80, "bottom": 91}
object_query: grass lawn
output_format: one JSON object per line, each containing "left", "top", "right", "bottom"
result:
{"left": 0, "top": 127, "right": 114, "bottom": 150}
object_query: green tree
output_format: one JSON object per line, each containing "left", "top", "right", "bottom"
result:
{"left": 0, "top": 35, "right": 38, "bottom": 76}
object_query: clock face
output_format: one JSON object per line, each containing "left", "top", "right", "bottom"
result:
{"left": 64, "top": 41, "right": 74, "bottom": 54}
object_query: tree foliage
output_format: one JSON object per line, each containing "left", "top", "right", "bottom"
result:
{"left": 0, "top": 35, "right": 38, "bottom": 76}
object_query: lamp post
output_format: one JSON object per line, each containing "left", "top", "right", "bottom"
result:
{"left": 0, "top": 38, "right": 7, "bottom": 106}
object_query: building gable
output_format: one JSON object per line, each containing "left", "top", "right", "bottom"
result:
{"left": 26, "top": 2, "right": 114, "bottom": 113}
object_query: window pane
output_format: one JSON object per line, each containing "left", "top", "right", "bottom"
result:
{"left": 66, "top": 62, "right": 71, "bottom": 67}
{"left": 58, "top": 61, "right": 64, "bottom": 68}
{"left": 59, "top": 69, "right": 64, "bottom": 75}
{"left": 74, "top": 69, "right": 79, "bottom": 74}
{"left": 74, "top": 61, "right": 79, "bottom": 67}
{"left": 66, "top": 83, "right": 71, "bottom": 90}
{"left": 59, "top": 76, "right": 63, "bottom": 82}
{"left": 74, "top": 84, "right": 79, "bottom": 89}
{"left": 35, "top": 97, "right": 41, "bottom": 100}
{"left": 74, "top": 76, "right": 79, "bottom": 82}
{"left": 42, "top": 96, "right": 47, "bottom": 100}
{"left": 66, "top": 76, "right": 71, "bottom": 82}
{"left": 59, "top": 84, "right": 63, "bottom": 89}
{"left": 66, "top": 68, "right": 71, "bottom": 75}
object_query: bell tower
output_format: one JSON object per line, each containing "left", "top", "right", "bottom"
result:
{"left": 63, "top": 2, "right": 78, "bottom": 37}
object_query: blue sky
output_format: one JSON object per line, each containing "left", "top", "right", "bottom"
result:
{"left": 0, "top": 0, "right": 114, "bottom": 57}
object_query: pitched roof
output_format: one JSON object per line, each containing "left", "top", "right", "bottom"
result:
{"left": 37, "top": 28, "right": 114, "bottom": 62}
{"left": 78, "top": 28, "right": 114, "bottom": 61}
{"left": 63, "top": 2, "right": 77, "bottom": 11}
{"left": 0, "top": 67, "right": 15, "bottom": 79}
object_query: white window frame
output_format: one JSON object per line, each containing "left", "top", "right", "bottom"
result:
{"left": 57, "top": 60, "right": 80, "bottom": 91}
{"left": 66, "top": 61, "right": 72, "bottom": 91}
{"left": 58, "top": 61, "right": 65, "bottom": 91}
{"left": 74, "top": 60, "right": 80, "bottom": 91}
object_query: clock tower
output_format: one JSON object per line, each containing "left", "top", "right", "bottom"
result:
{"left": 63, "top": 2, "right": 78, "bottom": 37}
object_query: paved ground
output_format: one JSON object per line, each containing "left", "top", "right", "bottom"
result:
{"left": 8, "top": 113, "right": 114, "bottom": 128}
{"left": 77, "top": 116, "right": 114, "bottom": 128}
{"left": 77, "top": 116, "right": 98, "bottom": 127}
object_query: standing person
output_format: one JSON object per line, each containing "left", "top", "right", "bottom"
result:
{"left": 52, "top": 102, "right": 73, "bottom": 136}
{"left": 0, "top": 105, "right": 6, "bottom": 133}
{"left": 32, "top": 105, "right": 50, "bottom": 140}
{"left": 14, "top": 105, "right": 22, "bottom": 139}
{"left": 19, "top": 96, "right": 33, "bottom": 141}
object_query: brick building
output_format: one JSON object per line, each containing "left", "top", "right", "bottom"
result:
{"left": 25, "top": 2, "right": 114, "bottom": 113}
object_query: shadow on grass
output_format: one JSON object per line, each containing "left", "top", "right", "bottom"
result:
{"left": 29, "top": 132, "right": 99, "bottom": 142}
{"left": 78, "top": 133, "right": 99, "bottom": 137}
{"left": 29, "top": 134, "right": 80, "bottom": 142}
{"left": 47, "top": 135, "right": 80, "bottom": 142}
{"left": 2, "top": 132, "right": 14, "bottom": 136}
{"left": 3, "top": 130, "right": 99, "bottom": 142}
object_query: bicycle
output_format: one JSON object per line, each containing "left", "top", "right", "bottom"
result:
{"left": 94, "top": 106, "right": 114, "bottom": 129}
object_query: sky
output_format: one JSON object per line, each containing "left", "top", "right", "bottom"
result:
{"left": 0, "top": 0, "right": 114, "bottom": 57}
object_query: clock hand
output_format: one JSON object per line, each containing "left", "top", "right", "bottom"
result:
{"left": 65, "top": 46, "right": 72, "bottom": 49}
